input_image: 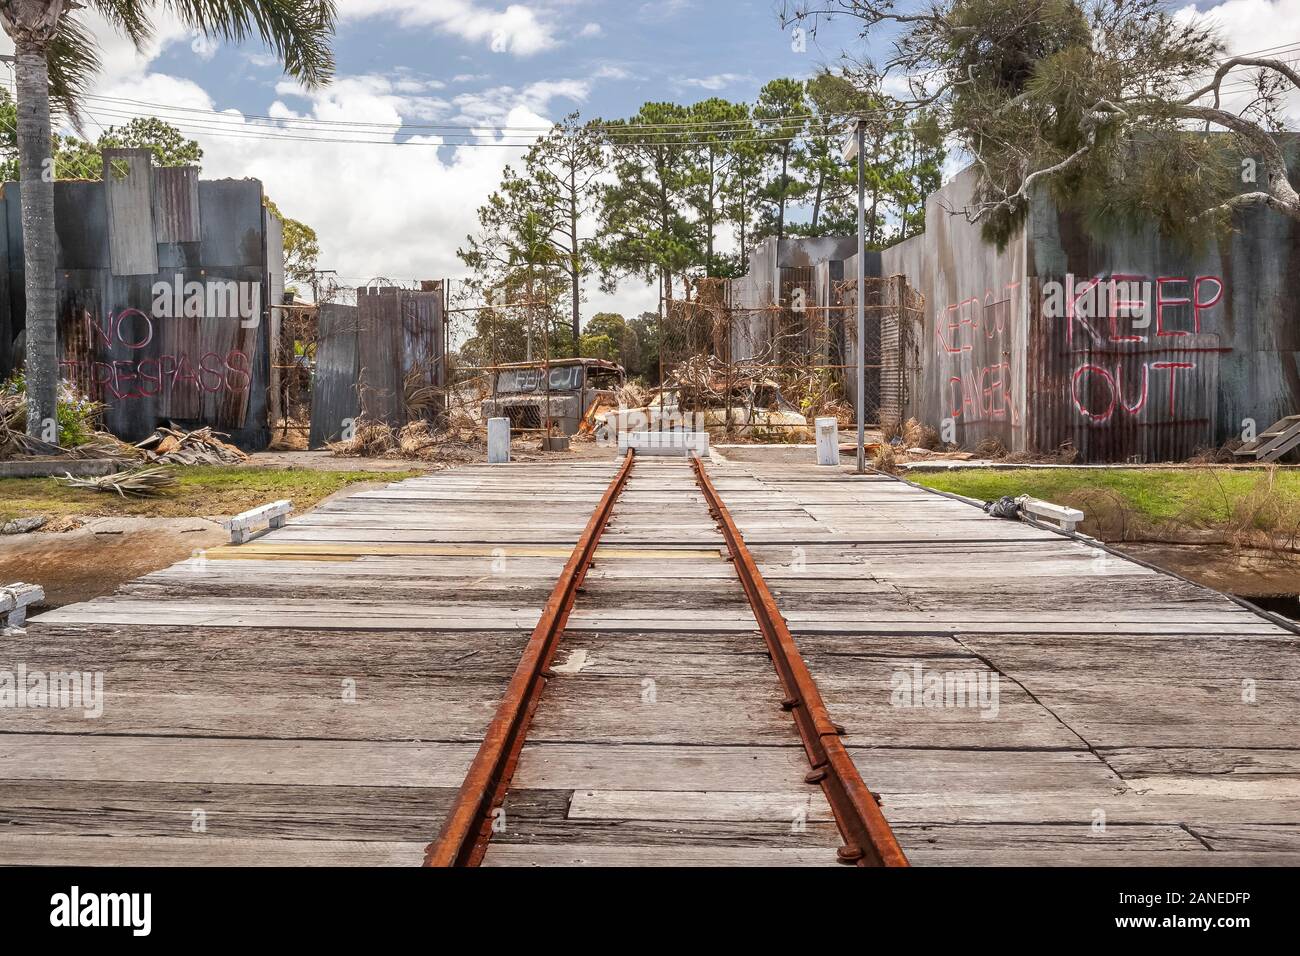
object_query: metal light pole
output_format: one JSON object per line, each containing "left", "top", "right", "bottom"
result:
{"left": 843, "top": 118, "right": 867, "bottom": 473}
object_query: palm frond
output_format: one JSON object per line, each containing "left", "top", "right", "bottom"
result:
{"left": 88, "top": 0, "right": 155, "bottom": 48}
{"left": 164, "top": 0, "right": 337, "bottom": 87}
{"left": 45, "top": 15, "right": 101, "bottom": 132}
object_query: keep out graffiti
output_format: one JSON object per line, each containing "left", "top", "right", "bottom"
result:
{"left": 59, "top": 307, "right": 252, "bottom": 401}
{"left": 936, "top": 281, "right": 1022, "bottom": 425}
{"left": 1042, "top": 273, "right": 1225, "bottom": 425}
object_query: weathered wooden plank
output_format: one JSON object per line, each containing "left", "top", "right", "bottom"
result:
{"left": 0, "top": 835, "right": 425, "bottom": 866}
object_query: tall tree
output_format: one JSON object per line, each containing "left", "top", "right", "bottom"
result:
{"left": 893, "top": 110, "right": 946, "bottom": 240}
{"left": 781, "top": 0, "right": 1300, "bottom": 245}
{"left": 686, "top": 97, "right": 750, "bottom": 276}
{"left": 1, "top": 0, "right": 336, "bottom": 442}
{"left": 794, "top": 70, "right": 875, "bottom": 236}
{"left": 592, "top": 102, "right": 700, "bottom": 303}
{"left": 458, "top": 170, "right": 568, "bottom": 362}
{"left": 0, "top": 95, "right": 203, "bottom": 180}
{"left": 723, "top": 120, "right": 765, "bottom": 274}
{"left": 753, "top": 78, "right": 809, "bottom": 241}
{"left": 525, "top": 111, "right": 605, "bottom": 347}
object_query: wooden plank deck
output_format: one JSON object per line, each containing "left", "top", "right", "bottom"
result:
{"left": 2, "top": 451, "right": 1297, "bottom": 866}
{"left": 713, "top": 460, "right": 1300, "bottom": 865}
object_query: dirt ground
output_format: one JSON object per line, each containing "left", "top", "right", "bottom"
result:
{"left": 241, "top": 450, "right": 438, "bottom": 472}
{"left": 0, "top": 517, "right": 226, "bottom": 610}
{"left": 0, "top": 478, "right": 394, "bottom": 611}
{"left": 1118, "top": 542, "right": 1300, "bottom": 602}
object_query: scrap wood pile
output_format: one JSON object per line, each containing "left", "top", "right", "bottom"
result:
{"left": 135, "top": 424, "right": 248, "bottom": 466}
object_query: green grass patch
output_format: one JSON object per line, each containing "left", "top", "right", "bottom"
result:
{"left": 0, "top": 466, "right": 422, "bottom": 522}
{"left": 911, "top": 467, "right": 1300, "bottom": 527}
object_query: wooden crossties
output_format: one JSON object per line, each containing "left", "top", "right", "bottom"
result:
{"left": 1, "top": 453, "right": 1296, "bottom": 866}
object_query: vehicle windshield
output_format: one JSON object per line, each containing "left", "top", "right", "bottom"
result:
{"left": 496, "top": 366, "right": 582, "bottom": 393}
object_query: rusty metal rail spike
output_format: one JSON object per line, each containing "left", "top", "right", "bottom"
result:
{"left": 424, "top": 450, "right": 636, "bottom": 867}
{"left": 689, "top": 453, "right": 909, "bottom": 868}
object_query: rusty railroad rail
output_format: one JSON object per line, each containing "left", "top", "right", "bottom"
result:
{"left": 425, "top": 449, "right": 906, "bottom": 867}
{"left": 424, "top": 450, "right": 636, "bottom": 866}
{"left": 690, "top": 455, "right": 909, "bottom": 867}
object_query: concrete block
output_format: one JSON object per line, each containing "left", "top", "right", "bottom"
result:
{"left": 815, "top": 417, "right": 840, "bottom": 466}
{"left": 224, "top": 500, "right": 293, "bottom": 545}
{"left": 619, "top": 430, "right": 709, "bottom": 457}
{"left": 488, "top": 417, "right": 511, "bottom": 463}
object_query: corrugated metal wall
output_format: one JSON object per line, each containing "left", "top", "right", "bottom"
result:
{"left": 309, "top": 303, "right": 361, "bottom": 448}
{"left": 881, "top": 142, "right": 1300, "bottom": 462}
{"left": 355, "top": 285, "right": 445, "bottom": 430}
{"left": 1, "top": 157, "right": 278, "bottom": 447}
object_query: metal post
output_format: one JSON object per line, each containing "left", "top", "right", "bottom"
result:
{"left": 855, "top": 119, "right": 866, "bottom": 474}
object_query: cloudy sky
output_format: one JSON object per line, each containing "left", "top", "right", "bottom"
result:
{"left": 1, "top": 0, "right": 1295, "bottom": 323}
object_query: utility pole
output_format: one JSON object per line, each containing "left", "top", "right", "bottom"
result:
{"left": 843, "top": 118, "right": 867, "bottom": 474}
{"left": 305, "top": 268, "right": 337, "bottom": 304}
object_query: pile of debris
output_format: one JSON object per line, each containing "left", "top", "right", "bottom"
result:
{"left": 136, "top": 425, "right": 248, "bottom": 466}
{"left": 0, "top": 388, "right": 131, "bottom": 461}
{"left": 329, "top": 416, "right": 486, "bottom": 464}
{"left": 59, "top": 466, "right": 178, "bottom": 499}
{"left": 647, "top": 354, "right": 815, "bottom": 440}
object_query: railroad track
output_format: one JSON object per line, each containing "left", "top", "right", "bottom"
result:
{"left": 425, "top": 450, "right": 907, "bottom": 868}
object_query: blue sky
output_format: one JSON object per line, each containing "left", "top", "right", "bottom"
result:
{"left": 161, "top": 1, "right": 871, "bottom": 125}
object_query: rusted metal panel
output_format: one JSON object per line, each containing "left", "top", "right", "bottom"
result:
{"left": 1026, "top": 274, "right": 1223, "bottom": 461}
{"left": 401, "top": 284, "right": 445, "bottom": 422}
{"left": 103, "top": 148, "right": 158, "bottom": 276}
{"left": 4, "top": 167, "right": 275, "bottom": 445}
{"left": 309, "top": 303, "right": 361, "bottom": 448}
{"left": 152, "top": 166, "right": 201, "bottom": 243}
{"left": 357, "top": 287, "right": 404, "bottom": 426}
{"left": 356, "top": 286, "right": 446, "bottom": 428}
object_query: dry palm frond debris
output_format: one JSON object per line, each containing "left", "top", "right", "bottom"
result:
{"left": 329, "top": 416, "right": 486, "bottom": 463}
{"left": 0, "top": 389, "right": 139, "bottom": 462}
{"left": 135, "top": 425, "right": 249, "bottom": 466}
{"left": 59, "top": 466, "right": 178, "bottom": 498}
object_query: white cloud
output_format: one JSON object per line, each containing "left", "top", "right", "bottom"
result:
{"left": 579, "top": 22, "right": 603, "bottom": 38}
{"left": 338, "top": 0, "right": 558, "bottom": 56}
{"left": 593, "top": 63, "right": 634, "bottom": 81}
{"left": 677, "top": 73, "right": 753, "bottom": 91}
{"left": 1174, "top": 0, "right": 1300, "bottom": 118}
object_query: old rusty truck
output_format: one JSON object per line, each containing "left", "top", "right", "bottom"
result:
{"left": 481, "top": 358, "right": 625, "bottom": 435}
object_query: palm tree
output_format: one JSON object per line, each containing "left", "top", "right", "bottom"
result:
{"left": 0, "top": 1, "right": 336, "bottom": 441}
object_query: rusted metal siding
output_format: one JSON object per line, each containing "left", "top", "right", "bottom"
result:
{"left": 1025, "top": 138, "right": 1300, "bottom": 461}
{"left": 356, "top": 285, "right": 446, "bottom": 429}
{"left": 401, "top": 282, "right": 445, "bottom": 421}
{"left": 103, "top": 149, "right": 158, "bottom": 276}
{"left": 1, "top": 168, "right": 276, "bottom": 447}
{"left": 1026, "top": 271, "right": 1223, "bottom": 460}
{"left": 357, "top": 287, "right": 404, "bottom": 425}
{"left": 309, "top": 303, "right": 361, "bottom": 448}
{"left": 152, "top": 166, "right": 201, "bottom": 244}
